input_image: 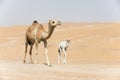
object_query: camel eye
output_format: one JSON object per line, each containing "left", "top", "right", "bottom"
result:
{"left": 52, "top": 21, "right": 55, "bottom": 24}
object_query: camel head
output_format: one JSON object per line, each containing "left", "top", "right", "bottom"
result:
{"left": 48, "top": 20, "right": 61, "bottom": 27}
{"left": 66, "top": 38, "right": 70, "bottom": 43}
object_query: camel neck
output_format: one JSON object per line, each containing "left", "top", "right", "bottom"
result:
{"left": 43, "top": 26, "right": 55, "bottom": 39}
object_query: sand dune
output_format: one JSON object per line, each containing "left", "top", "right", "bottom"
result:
{"left": 0, "top": 23, "right": 120, "bottom": 80}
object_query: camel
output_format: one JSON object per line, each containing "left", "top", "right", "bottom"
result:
{"left": 23, "top": 20, "right": 61, "bottom": 66}
{"left": 58, "top": 38, "right": 70, "bottom": 64}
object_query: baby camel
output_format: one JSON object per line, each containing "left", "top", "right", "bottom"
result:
{"left": 58, "top": 39, "right": 70, "bottom": 64}
{"left": 23, "top": 20, "right": 61, "bottom": 66}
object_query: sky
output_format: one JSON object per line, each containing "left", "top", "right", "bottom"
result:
{"left": 0, "top": 0, "right": 120, "bottom": 26}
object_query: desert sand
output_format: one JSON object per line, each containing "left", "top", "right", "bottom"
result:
{"left": 0, "top": 23, "right": 120, "bottom": 80}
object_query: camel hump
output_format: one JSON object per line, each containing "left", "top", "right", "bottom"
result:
{"left": 33, "top": 20, "right": 38, "bottom": 23}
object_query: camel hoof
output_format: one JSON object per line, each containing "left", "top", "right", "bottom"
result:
{"left": 43, "top": 63, "right": 52, "bottom": 67}
{"left": 63, "top": 62, "right": 66, "bottom": 64}
{"left": 34, "top": 60, "right": 39, "bottom": 64}
{"left": 23, "top": 60, "right": 26, "bottom": 63}
{"left": 31, "top": 62, "right": 34, "bottom": 64}
{"left": 48, "top": 64, "right": 52, "bottom": 67}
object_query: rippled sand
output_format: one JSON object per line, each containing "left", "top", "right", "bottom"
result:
{"left": 0, "top": 23, "right": 120, "bottom": 80}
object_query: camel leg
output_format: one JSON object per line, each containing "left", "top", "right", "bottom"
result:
{"left": 63, "top": 49, "right": 67, "bottom": 64}
{"left": 58, "top": 48, "right": 61, "bottom": 64}
{"left": 35, "top": 41, "right": 39, "bottom": 55}
{"left": 58, "top": 53, "right": 64, "bottom": 64}
{"left": 60, "top": 54, "right": 64, "bottom": 64}
{"left": 58, "top": 48, "right": 64, "bottom": 64}
{"left": 44, "top": 40, "right": 50, "bottom": 66}
{"left": 29, "top": 44, "right": 33, "bottom": 63}
{"left": 23, "top": 43, "right": 28, "bottom": 63}
{"left": 58, "top": 51, "right": 61, "bottom": 64}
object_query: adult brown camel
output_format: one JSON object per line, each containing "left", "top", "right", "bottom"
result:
{"left": 23, "top": 20, "right": 61, "bottom": 66}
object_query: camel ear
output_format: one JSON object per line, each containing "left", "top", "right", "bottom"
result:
{"left": 48, "top": 20, "right": 51, "bottom": 22}
{"left": 66, "top": 38, "right": 70, "bottom": 43}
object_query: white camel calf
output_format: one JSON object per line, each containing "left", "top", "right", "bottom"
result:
{"left": 58, "top": 39, "right": 70, "bottom": 64}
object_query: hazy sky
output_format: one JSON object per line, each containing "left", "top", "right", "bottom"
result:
{"left": 0, "top": 0, "right": 120, "bottom": 26}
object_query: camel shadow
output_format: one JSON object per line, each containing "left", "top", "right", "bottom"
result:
{"left": 43, "top": 63, "right": 52, "bottom": 67}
